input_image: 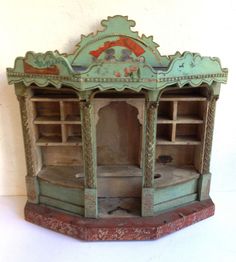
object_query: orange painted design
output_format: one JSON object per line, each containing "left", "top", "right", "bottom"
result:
{"left": 124, "top": 66, "right": 138, "bottom": 76}
{"left": 24, "top": 61, "right": 60, "bottom": 75}
{"left": 115, "top": 72, "right": 121, "bottom": 77}
{"left": 89, "top": 37, "right": 145, "bottom": 58}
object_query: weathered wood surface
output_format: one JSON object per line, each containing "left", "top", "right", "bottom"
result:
{"left": 7, "top": 16, "right": 228, "bottom": 239}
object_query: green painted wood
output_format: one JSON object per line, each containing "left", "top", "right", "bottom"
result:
{"left": 141, "top": 188, "right": 154, "bottom": 217}
{"left": 154, "top": 179, "right": 198, "bottom": 205}
{"left": 198, "top": 173, "right": 211, "bottom": 201}
{"left": 25, "top": 175, "right": 39, "bottom": 204}
{"left": 6, "top": 16, "right": 228, "bottom": 93}
{"left": 154, "top": 193, "right": 198, "bottom": 213}
{"left": 39, "top": 180, "right": 84, "bottom": 206}
{"left": 39, "top": 196, "right": 84, "bottom": 215}
{"left": 84, "top": 188, "right": 97, "bottom": 218}
{"left": 68, "top": 15, "right": 169, "bottom": 67}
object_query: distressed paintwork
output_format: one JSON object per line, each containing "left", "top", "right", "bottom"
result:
{"left": 7, "top": 16, "right": 227, "bottom": 94}
{"left": 25, "top": 198, "right": 215, "bottom": 241}
{"left": 6, "top": 15, "right": 228, "bottom": 240}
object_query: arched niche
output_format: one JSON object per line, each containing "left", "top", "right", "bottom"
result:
{"left": 96, "top": 101, "right": 142, "bottom": 166}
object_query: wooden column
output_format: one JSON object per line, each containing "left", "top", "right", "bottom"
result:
{"left": 142, "top": 91, "right": 158, "bottom": 216}
{"left": 15, "top": 83, "right": 40, "bottom": 203}
{"left": 80, "top": 95, "right": 97, "bottom": 218}
{"left": 198, "top": 95, "right": 218, "bottom": 200}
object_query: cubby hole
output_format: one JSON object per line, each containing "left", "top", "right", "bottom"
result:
{"left": 66, "top": 124, "right": 82, "bottom": 143}
{"left": 63, "top": 101, "right": 80, "bottom": 121}
{"left": 157, "top": 101, "right": 173, "bottom": 120}
{"left": 177, "top": 101, "right": 204, "bottom": 121}
{"left": 37, "top": 124, "right": 62, "bottom": 143}
{"left": 34, "top": 101, "right": 60, "bottom": 121}
{"left": 156, "top": 124, "right": 172, "bottom": 142}
{"left": 176, "top": 124, "right": 202, "bottom": 143}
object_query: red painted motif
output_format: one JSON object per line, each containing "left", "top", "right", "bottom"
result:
{"left": 115, "top": 72, "right": 121, "bottom": 77}
{"left": 24, "top": 61, "right": 59, "bottom": 75}
{"left": 124, "top": 66, "right": 138, "bottom": 76}
{"left": 89, "top": 37, "right": 145, "bottom": 58}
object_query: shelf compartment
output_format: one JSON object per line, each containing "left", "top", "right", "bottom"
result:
{"left": 36, "top": 136, "right": 63, "bottom": 146}
{"left": 156, "top": 124, "right": 172, "bottom": 143}
{"left": 63, "top": 101, "right": 81, "bottom": 122}
{"left": 157, "top": 101, "right": 173, "bottom": 120}
{"left": 65, "top": 124, "right": 82, "bottom": 145}
{"left": 175, "top": 124, "right": 202, "bottom": 144}
{"left": 36, "top": 124, "right": 62, "bottom": 145}
{"left": 33, "top": 101, "right": 60, "bottom": 120}
{"left": 177, "top": 101, "right": 205, "bottom": 121}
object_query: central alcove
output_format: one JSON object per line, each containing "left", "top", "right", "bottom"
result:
{"left": 97, "top": 101, "right": 141, "bottom": 165}
{"left": 94, "top": 92, "right": 144, "bottom": 216}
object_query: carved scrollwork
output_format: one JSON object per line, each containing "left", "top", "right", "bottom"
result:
{"left": 143, "top": 101, "right": 157, "bottom": 188}
{"left": 17, "top": 94, "right": 35, "bottom": 176}
{"left": 202, "top": 97, "right": 217, "bottom": 174}
{"left": 81, "top": 101, "right": 96, "bottom": 188}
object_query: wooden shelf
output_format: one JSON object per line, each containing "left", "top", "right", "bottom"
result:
{"left": 160, "top": 95, "right": 207, "bottom": 101}
{"left": 34, "top": 117, "right": 81, "bottom": 124}
{"left": 67, "top": 136, "right": 82, "bottom": 145}
{"left": 176, "top": 116, "right": 203, "bottom": 124}
{"left": 34, "top": 116, "right": 61, "bottom": 124}
{"left": 36, "top": 136, "right": 62, "bottom": 146}
{"left": 37, "top": 164, "right": 200, "bottom": 190}
{"left": 38, "top": 165, "right": 84, "bottom": 189}
{"left": 156, "top": 136, "right": 201, "bottom": 145}
{"left": 31, "top": 97, "right": 79, "bottom": 102}
{"left": 157, "top": 95, "right": 206, "bottom": 147}
{"left": 154, "top": 164, "right": 200, "bottom": 188}
{"left": 32, "top": 96, "right": 82, "bottom": 146}
{"left": 157, "top": 116, "right": 203, "bottom": 124}
{"left": 157, "top": 117, "right": 173, "bottom": 124}
{"left": 36, "top": 135, "right": 82, "bottom": 146}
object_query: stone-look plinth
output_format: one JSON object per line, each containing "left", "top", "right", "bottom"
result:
{"left": 25, "top": 199, "right": 215, "bottom": 241}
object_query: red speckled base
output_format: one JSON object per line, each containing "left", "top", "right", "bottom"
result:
{"left": 24, "top": 199, "right": 215, "bottom": 241}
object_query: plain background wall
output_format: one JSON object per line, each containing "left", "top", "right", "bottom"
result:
{"left": 0, "top": 0, "right": 235, "bottom": 196}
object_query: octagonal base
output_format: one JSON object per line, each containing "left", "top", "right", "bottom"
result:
{"left": 24, "top": 199, "right": 214, "bottom": 241}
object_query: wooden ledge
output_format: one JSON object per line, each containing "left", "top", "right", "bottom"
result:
{"left": 24, "top": 199, "right": 215, "bottom": 241}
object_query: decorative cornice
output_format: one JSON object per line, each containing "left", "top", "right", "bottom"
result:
{"left": 156, "top": 52, "right": 228, "bottom": 89}
{"left": 6, "top": 16, "right": 228, "bottom": 93}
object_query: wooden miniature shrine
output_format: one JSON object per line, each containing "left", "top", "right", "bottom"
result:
{"left": 7, "top": 16, "right": 228, "bottom": 240}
